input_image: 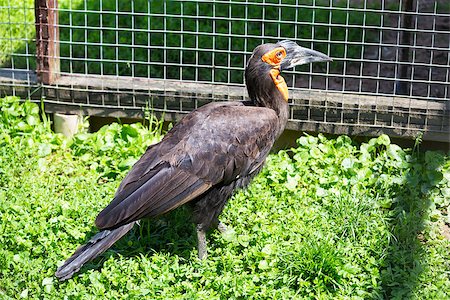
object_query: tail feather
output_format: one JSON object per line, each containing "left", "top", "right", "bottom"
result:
{"left": 55, "top": 222, "right": 135, "bottom": 281}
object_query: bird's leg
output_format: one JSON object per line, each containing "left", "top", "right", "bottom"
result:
{"left": 196, "top": 225, "right": 207, "bottom": 260}
{"left": 217, "top": 221, "right": 228, "bottom": 234}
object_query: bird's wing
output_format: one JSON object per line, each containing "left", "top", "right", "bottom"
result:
{"left": 95, "top": 101, "right": 278, "bottom": 230}
{"left": 114, "top": 101, "right": 242, "bottom": 195}
{"left": 95, "top": 161, "right": 211, "bottom": 229}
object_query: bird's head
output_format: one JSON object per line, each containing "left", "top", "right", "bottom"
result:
{"left": 245, "top": 40, "right": 332, "bottom": 106}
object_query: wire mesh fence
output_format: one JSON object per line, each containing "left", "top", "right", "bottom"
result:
{"left": 0, "top": 0, "right": 449, "bottom": 141}
{"left": 0, "top": 0, "right": 37, "bottom": 97}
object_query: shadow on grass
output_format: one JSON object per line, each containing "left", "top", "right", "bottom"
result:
{"left": 380, "top": 150, "right": 445, "bottom": 298}
{"left": 71, "top": 206, "right": 199, "bottom": 277}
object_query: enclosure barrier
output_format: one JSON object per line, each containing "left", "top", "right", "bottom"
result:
{"left": 0, "top": 0, "right": 449, "bottom": 142}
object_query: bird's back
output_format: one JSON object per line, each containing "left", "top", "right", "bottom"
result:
{"left": 95, "top": 101, "right": 280, "bottom": 230}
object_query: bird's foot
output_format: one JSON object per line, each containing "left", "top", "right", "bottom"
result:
{"left": 217, "top": 221, "right": 228, "bottom": 234}
{"left": 217, "top": 221, "right": 236, "bottom": 242}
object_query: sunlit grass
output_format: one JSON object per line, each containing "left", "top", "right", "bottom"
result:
{"left": 1, "top": 96, "right": 449, "bottom": 298}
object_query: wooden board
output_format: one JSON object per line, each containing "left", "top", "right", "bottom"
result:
{"left": 34, "top": 74, "right": 449, "bottom": 142}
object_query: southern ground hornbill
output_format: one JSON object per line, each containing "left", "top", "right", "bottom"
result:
{"left": 55, "top": 40, "right": 331, "bottom": 280}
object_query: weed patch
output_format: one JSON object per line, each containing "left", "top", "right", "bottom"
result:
{"left": 1, "top": 96, "right": 449, "bottom": 299}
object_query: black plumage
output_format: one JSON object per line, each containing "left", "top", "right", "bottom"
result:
{"left": 55, "top": 40, "right": 331, "bottom": 280}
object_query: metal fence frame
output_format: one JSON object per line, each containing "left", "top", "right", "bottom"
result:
{"left": 1, "top": 0, "right": 449, "bottom": 142}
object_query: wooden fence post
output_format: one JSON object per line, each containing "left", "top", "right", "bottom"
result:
{"left": 35, "top": 0, "right": 60, "bottom": 84}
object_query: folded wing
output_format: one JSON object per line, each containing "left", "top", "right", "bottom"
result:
{"left": 95, "top": 161, "right": 211, "bottom": 229}
{"left": 95, "top": 101, "right": 278, "bottom": 230}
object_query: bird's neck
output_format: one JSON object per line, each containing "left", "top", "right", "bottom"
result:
{"left": 276, "top": 99, "right": 289, "bottom": 134}
{"left": 270, "top": 96, "right": 289, "bottom": 136}
{"left": 245, "top": 70, "right": 289, "bottom": 135}
{"left": 252, "top": 93, "right": 289, "bottom": 136}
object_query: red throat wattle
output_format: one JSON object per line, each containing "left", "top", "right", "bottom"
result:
{"left": 269, "top": 68, "right": 288, "bottom": 102}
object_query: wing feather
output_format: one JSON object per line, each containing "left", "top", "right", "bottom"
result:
{"left": 95, "top": 162, "right": 211, "bottom": 229}
{"left": 95, "top": 102, "right": 279, "bottom": 230}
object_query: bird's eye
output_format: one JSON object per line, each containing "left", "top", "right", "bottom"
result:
{"left": 276, "top": 51, "right": 283, "bottom": 59}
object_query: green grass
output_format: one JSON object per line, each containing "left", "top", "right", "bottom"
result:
{"left": 1, "top": 96, "right": 449, "bottom": 299}
{"left": 2, "top": 0, "right": 386, "bottom": 82}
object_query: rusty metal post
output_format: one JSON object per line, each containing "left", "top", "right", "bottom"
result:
{"left": 35, "top": 0, "right": 60, "bottom": 84}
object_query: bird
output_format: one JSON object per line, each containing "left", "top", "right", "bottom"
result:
{"left": 55, "top": 40, "right": 331, "bottom": 281}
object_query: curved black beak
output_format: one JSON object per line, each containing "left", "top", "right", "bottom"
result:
{"left": 278, "top": 40, "right": 332, "bottom": 71}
